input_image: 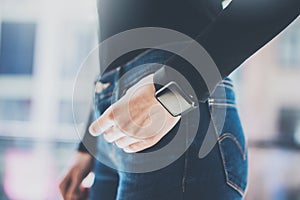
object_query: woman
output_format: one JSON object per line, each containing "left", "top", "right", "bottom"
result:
{"left": 60, "top": 0, "right": 299, "bottom": 199}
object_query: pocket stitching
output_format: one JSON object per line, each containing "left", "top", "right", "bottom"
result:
{"left": 218, "top": 133, "right": 247, "bottom": 161}
{"left": 226, "top": 179, "right": 245, "bottom": 197}
{"left": 209, "top": 102, "right": 247, "bottom": 196}
{"left": 218, "top": 133, "right": 247, "bottom": 196}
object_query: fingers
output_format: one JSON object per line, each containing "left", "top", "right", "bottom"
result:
{"left": 89, "top": 106, "right": 115, "bottom": 136}
{"left": 59, "top": 174, "right": 71, "bottom": 199}
{"left": 59, "top": 170, "right": 84, "bottom": 200}
{"left": 103, "top": 126, "right": 141, "bottom": 150}
{"left": 79, "top": 186, "right": 90, "bottom": 200}
{"left": 103, "top": 126, "right": 126, "bottom": 143}
{"left": 88, "top": 74, "right": 181, "bottom": 153}
{"left": 115, "top": 136, "right": 141, "bottom": 149}
{"left": 123, "top": 132, "right": 166, "bottom": 153}
{"left": 123, "top": 140, "right": 154, "bottom": 153}
{"left": 59, "top": 174, "right": 80, "bottom": 200}
{"left": 65, "top": 175, "right": 81, "bottom": 200}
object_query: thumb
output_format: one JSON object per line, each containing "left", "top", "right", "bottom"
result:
{"left": 89, "top": 106, "right": 114, "bottom": 136}
{"left": 79, "top": 186, "right": 90, "bottom": 200}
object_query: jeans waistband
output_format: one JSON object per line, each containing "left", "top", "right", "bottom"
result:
{"left": 96, "top": 49, "right": 236, "bottom": 104}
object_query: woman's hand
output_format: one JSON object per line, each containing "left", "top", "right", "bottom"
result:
{"left": 89, "top": 74, "right": 180, "bottom": 153}
{"left": 59, "top": 152, "right": 93, "bottom": 200}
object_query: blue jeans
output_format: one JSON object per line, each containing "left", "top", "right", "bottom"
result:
{"left": 90, "top": 50, "right": 248, "bottom": 200}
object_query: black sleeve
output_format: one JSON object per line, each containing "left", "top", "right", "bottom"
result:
{"left": 154, "top": 0, "right": 300, "bottom": 102}
{"left": 78, "top": 110, "right": 97, "bottom": 155}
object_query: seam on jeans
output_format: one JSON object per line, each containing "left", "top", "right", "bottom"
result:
{"left": 216, "top": 84, "right": 235, "bottom": 91}
{"left": 181, "top": 117, "right": 190, "bottom": 198}
{"left": 217, "top": 133, "right": 247, "bottom": 196}
{"left": 227, "top": 179, "right": 245, "bottom": 197}
{"left": 121, "top": 49, "right": 154, "bottom": 68}
{"left": 209, "top": 105, "right": 246, "bottom": 197}
{"left": 217, "top": 138, "right": 246, "bottom": 197}
{"left": 96, "top": 92, "right": 114, "bottom": 100}
{"left": 122, "top": 72, "right": 151, "bottom": 89}
{"left": 100, "top": 66, "right": 121, "bottom": 80}
{"left": 208, "top": 101, "right": 222, "bottom": 137}
{"left": 181, "top": 150, "right": 188, "bottom": 197}
{"left": 208, "top": 104, "right": 244, "bottom": 196}
{"left": 218, "top": 133, "right": 247, "bottom": 161}
{"left": 221, "top": 79, "right": 234, "bottom": 86}
{"left": 119, "top": 70, "right": 155, "bottom": 97}
{"left": 209, "top": 102, "right": 236, "bottom": 108}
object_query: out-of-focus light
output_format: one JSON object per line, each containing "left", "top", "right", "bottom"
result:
{"left": 3, "top": 149, "right": 55, "bottom": 200}
{"left": 294, "top": 123, "right": 300, "bottom": 146}
{"left": 222, "top": 0, "right": 232, "bottom": 9}
{"left": 81, "top": 172, "right": 95, "bottom": 188}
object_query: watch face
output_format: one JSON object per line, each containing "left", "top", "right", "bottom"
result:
{"left": 155, "top": 82, "right": 196, "bottom": 117}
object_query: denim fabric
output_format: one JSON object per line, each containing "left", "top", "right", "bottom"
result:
{"left": 90, "top": 49, "right": 248, "bottom": 200}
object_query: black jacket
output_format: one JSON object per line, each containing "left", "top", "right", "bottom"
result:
{"left": 79, "top": 0, "right": 300, "bottom": 153}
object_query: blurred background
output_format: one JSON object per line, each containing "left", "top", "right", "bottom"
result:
{"left": 0, "top": 0, "right": 299, "bottom": 199}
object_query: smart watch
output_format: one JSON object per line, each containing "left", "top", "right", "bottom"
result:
{"left": 155, "top": 81, "right": 196, "bottom": 117}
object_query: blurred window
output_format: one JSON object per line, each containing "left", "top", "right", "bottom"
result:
{"left": 0, "top": 22, "right": 36, "bottom": 75}
{"left": 280, "top": 25, "right": 300, "bottom": 66}
{"left": 0, "top": 99, "right": 31, "bottom": 121}
{"left": 58, "top": 101, "right": 74, "bottom": 124}
{"left": 58, "top": 100, "right": 87, "bottom": 124}
{"left": 60, "top": 24, "right": 96, "bottom": 79}
{"left": 278, "top": 108, "right": 300, "bottom": 146}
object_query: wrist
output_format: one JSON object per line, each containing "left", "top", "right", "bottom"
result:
{"left": 153, "top": 67, "right": 198, "bottom": 116}
{"left": 76, "top": 151, "right": 93, "bottom": 162}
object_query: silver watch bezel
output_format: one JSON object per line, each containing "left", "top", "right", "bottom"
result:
{"left": 154, "top": 81, "right": 196, "bottom": 117}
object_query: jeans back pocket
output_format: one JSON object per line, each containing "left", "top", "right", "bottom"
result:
{"left": 208, "top": 79, "right": 248, "bottom": 196}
